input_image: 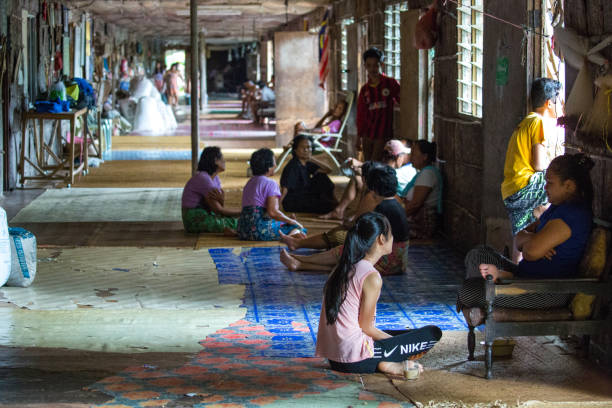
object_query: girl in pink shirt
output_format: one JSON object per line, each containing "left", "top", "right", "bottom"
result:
{"left": 316, "top": 212, "right": 442, "bottom": 376}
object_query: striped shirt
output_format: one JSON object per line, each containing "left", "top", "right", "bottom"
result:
{"left": 357, "top": 74, "right": 400, "bottom": 140}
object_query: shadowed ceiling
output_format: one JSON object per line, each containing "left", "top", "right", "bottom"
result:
{"left": 66, "top": 0, "right": 331, "bottom": 44}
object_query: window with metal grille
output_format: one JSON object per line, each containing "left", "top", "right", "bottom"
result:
{"left": 383, "top": 2, "right": 408, "bottom": 81}
{"left": 457, "top": 0, "right": 483, "bottom": 117}
{"left": 340, "top": 17, "right": 354, "bottom": 91}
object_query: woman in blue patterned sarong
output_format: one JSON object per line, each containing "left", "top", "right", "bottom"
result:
{"left": 237, "top": 148, "right": 306, "bottom": 241}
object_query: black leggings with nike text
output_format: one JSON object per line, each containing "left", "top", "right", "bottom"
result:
{"left": 328, "top": 325, "right": 442, "bottom": 374}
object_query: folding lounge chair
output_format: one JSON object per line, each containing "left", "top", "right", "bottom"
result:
{"left": 275, "top": 91, "right": 355, "bottom": 173}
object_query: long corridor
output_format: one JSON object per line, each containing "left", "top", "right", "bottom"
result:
{"left": 1, "top": 101, "right": 611, "bottom": 407}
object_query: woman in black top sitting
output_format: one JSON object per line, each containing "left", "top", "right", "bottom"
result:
{"left": 280, "top": 165, "right": 410, "bottom": 276}
{"left": 280, "top": 135, "right": 337, "bottom": 214}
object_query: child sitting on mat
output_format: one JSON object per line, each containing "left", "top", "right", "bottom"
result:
{"left": 315, "top": 211, "right": 442, "bottom": 375}
{"left": 237, "top": 148, "right": 306, "bottom": 241}
{"left": 181, "top": 146, "right": 241, "bottom": 234}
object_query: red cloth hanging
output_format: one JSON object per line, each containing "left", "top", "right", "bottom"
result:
{"left": 414, "top": 1, "right": 440, "bottom": 50}
{"left": 54, "top": 50, "right": 63, "bottom": 73}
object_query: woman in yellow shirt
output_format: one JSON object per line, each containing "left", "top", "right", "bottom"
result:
{"left": 501, "top": 78, "right": 563, "bottom": 262}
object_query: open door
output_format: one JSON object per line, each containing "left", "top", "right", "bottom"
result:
{"left": 274, "top": 31, "right": 327, "bottom": 147}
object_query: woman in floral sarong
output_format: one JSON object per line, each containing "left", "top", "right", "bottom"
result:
{"left": 237, "top": 148, "right": 306, "bottom": 241}
{"left": 181, "top": 147, "right": 240, "bottom": 234}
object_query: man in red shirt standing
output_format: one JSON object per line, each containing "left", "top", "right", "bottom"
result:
{"left": 357, "top": 48, "right": 401, "bottom": 161}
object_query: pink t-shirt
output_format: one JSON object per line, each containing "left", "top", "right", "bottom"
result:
{"left": 241, "top": 175, "right": 281, "bottom": 208}
{"left": 315, "top": 260, "right": 378, "bottom": 363}
{"left": 181, "top": 172, "right": 221, "bottom": 209}
{"left": 320, "top": 119, "right": 342, "bottom": 147}
{"left": 323, "top": 119, "right": 341, "bottom": 134}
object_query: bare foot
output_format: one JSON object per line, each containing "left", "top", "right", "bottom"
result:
{"left": 378, "top": 361, "right": 424, "bottom": 379}
{"left": 478, "top": 263, "right": 499, "bottom": 281}
{"left": 280, "top": 249, "right": 301, "bottom": 271}
{"left": 318, "top": 208, "right": 344, "bottom": 220}
{"left": 378, "top": 361, "right": 405, "bottom": 377}
{"left": 279, "top": 231, "right": 298, "bottom": 251}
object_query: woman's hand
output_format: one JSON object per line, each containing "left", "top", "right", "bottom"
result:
{"left": 403, "top": 186, "right": 432, "bottom": 216}
{"left": 207, "top": 189, "right": 223, "bottom": 203}
{"left": 205, "top": 189, "right": 240, "bottom": 217}
{"left": 289, "top": 219, "right": 304, "bottom": 231}
{"left": 288, "top": 213, "right": 304, "bottom": 230}
{"left": 543, "top": 248, "right": 556, "bottom": 261}
{"left": 521, "top": 218, "right": 571, "bottom": 262}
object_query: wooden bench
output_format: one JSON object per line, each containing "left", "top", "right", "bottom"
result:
{"left": 462, "top": 223, "right": 612, "bottom": 379}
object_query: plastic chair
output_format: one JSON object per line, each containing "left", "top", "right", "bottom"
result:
{"left": 275, "top": 91, "right": 355, "bottom": 173}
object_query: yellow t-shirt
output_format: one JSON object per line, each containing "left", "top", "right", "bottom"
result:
{"left": 501, "top": 112, "right": 545, "bottom": 200}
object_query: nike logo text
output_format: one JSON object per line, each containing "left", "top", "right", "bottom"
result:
{"left": 383, "top": 345, "right": 398, "bottom": 358}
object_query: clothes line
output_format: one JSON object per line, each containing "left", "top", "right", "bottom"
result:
{"left": 446, "top": 0, "right": 549, "bottom": 38}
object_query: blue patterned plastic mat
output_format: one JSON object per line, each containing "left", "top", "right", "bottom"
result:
{"left": 105, "top": 150, "right": 194, "bottom": 160}
{"left": 209, "top": 245, "right": 468, "bottom": 358}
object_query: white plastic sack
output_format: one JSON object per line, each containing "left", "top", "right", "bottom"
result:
{"left": 554, "top": 27, "right": 610, "bottom": 70}
{"left": 132, "top": 97, "right": 177, "bottom": 134}
{"left": 565, "top": 62, "right": 594, "bottom": 117}
{"left": 133, "top": 96, "right": 165, "bottom": 133}
{"left": 160, "top": 101, "right": 178, "bottom": 130}
{"left": 7, "top": 227, "right": 37, "bottom": 287}
{"left": 0, "top": 208, "right": 10, "bottom": 287}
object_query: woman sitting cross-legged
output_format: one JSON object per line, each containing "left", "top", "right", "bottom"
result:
{"left": 181, "top": 146, "right": 241, "bottom": 234}
{"left": 316, "top": 211, "right": 442, "bottom": 375}
{"left": 280, "top": 162, "right": 389, "bottom": 251}
{"left": 457, "top": 153, "right": 594, "bottom": 311}
{"left": 280, "top": 165, "right": 410, "bottom": 276}
{"left": 280, "top": 135, "right": 337, "bottom": 214}
{"left": 237, "top": 148, "right": 306, "bottom": 241}
{"left": 401, "top": 140, "right": 443, "bottom": 239}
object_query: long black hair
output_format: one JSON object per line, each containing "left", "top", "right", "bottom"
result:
{"left": 197, "top": 146, "right": 222, "bottom": 175}
{"left": 547, "top": 153, "right": 595, "bottom": 208}
{"left": 324, "top": 212, "right": 391, "bottom": 325}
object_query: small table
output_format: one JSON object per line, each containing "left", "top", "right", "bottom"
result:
{"left": 20, "top": 107, "right": 90, "bottom": 186}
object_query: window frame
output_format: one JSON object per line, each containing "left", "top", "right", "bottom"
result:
{"left": 339, "top": 17, "right": 354, "bottom": 91}
{"left": 383, "top": 1, "right": 408, "bottom": 81}
{"left": 456, "top": 0, "right": 483, "bottom": 118}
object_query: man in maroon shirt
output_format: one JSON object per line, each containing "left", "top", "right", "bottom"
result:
{"left": 356, "top": 48, "right": 401, "bottom": 161}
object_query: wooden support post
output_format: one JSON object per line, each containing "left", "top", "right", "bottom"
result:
{"left": 190, "top": 0, "right": 199, "bottom": 175}
{"left": 199, "top": 33, "right": 207, "bottom": 111}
